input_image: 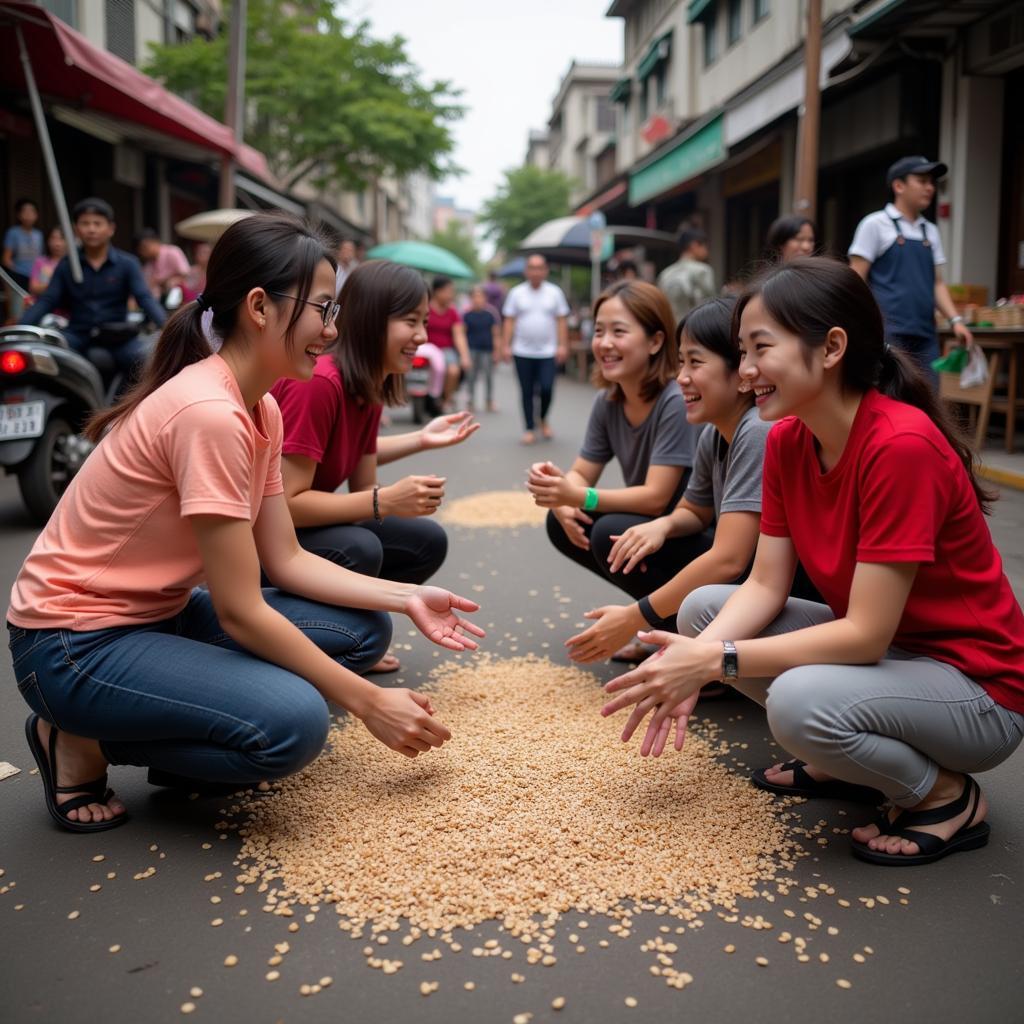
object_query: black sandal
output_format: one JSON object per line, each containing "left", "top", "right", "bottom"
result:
{"left": 751, "top": 758, "right": 884, "bottom": 804}
{"left": 24, "top": 714, "right": 128, "bottom": 834}
{"left": 851, "top": 775, "right": 990, "bottom": 866}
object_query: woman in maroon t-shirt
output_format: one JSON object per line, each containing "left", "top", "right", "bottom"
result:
{"left": 427, "top": 275, "right": 471, "bottom": 410}
{"left": 272, "top": 261, "right": 479, "bottom": 673}
{"left": 601, "top": 258, "right": 1024, "bottom": 867}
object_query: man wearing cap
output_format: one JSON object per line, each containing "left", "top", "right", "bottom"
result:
{"left": 848, "top": 156, "right": 972, "bottom": 381}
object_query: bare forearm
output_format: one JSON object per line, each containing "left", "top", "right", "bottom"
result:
{"left": 377, "top": 431, "right": 424, "bottom": 465}
{"left": 579, "top": 483, "right": 674, "bottom": 517}
{"left": 934, "top": 282, "right": 957, "bottom": 321}
{"left": 662, "top": 506, "right": 705, "bottom": 539}
{"left": 222, "top": 603, "right": 378, "bottom": 714}
{"left": 733, "top": 617, "right": 886, "bottom": 680}
{"left": 267, "top": 547, "right": 413, "bottom": 612}
{"left": 692, "top": 576, "right": 790, "bottom": 644}
{"left": 648, "top": 546, "right": 750, "bottom": 620}
{"left": 287, "top": 487, "right": 376, "bottom": 528}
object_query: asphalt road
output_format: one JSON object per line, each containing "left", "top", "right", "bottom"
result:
{"left": 1, "top": 363, "right": 1023, "bottom": 1023}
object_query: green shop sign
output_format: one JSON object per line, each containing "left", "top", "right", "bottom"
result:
{"left": 629, "top": 115, "right": 724, "bottom": 205}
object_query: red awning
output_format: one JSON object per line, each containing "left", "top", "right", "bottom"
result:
{"left": 0, "top": 1, "right": 270, "bottom": 180}
{"left": 574, "top": 182, "right": 627, "bottom": 218}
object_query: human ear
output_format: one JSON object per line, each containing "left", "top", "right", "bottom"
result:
{"left": 244, "top": 287, "right": 268, "bottom": 328}
{"left": 822, "top": 327, "right": 848, "bottom": 369}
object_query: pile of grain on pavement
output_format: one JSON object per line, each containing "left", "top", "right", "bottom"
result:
{"left": 439, "top": 490, "right": 548, "bottom": 529}
{"left": 231, "top": 655, "right": 801, "bottom": 943}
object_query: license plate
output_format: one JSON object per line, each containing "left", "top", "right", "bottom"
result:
{"left": 0, "top": 400, "right": 45, "bottom": 440}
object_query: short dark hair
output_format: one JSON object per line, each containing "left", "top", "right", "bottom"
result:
{"left": 616, "top": 259, "right": 639, "bottom": 277}
{"left": 335, "top": 260, "right": 429, "bottom": 407}
{"left": 72, "top": 197, "right": 114, "bottom": 223}
{"left": 14, "top": 198, "right": 38, "bottom": 216}
{"left": 676, "top": 226, "right": 708, "bottom": 253}
{"left": 135, "top": 227, "right": 160, "bottom": 247}
{"left": 431, "top": 275, "right": 453, "bottom": 295}
{"left": 678, "top": 295, "right": 741, "bottom": 370}
{"left": 765, "top": 216, "right": 815, "bottom": 259}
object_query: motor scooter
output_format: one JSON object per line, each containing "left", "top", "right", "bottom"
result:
{"left": 405, "top": 341, "right": 445, "bottom": 424}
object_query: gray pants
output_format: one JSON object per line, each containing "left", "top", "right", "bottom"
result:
{"left": 679, "top": 585, "right": 1024, "bottom": 807}
{"left": 468, "top": 348, "right": 494, "bottom": 406}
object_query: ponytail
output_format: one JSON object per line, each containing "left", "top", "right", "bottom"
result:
{"left": 84, "top": 302, "right": 212, "bottom": 442}
{"left": 83, "top": 212, "right": 336, "bottom": 443}
{"left": 736, "top": 257, "right": 995, "bottom": 514}
{"left": 876, "top": 344, "right": 995, "bottom": 513}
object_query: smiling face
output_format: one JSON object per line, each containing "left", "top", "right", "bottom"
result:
{"left": 384, "top": 295, "right": 430, "bottom": 375}
{"left": 592, "top": 295, "right": 663, "bottom": 389}
{"left": 781, "top": 223, "right": 815, "bottom": 260}
{"left": 737, "top": 295, "right": 830, "bottom": 421}
{"left": 676, "top": 334, "right": 746, "bottom": 426}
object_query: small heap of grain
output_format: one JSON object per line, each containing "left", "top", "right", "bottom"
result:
{"left": 232, "top": 655, "right": 801, "bottom": 941}
{"left": 439, "top": 490, "right": 548, "bottom": 529}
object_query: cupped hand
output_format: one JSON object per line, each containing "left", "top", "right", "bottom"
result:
{"left": 526, "top": 461, "right": 579, "bottom": 508}
{"left": 381, "top": 475, "right": 446, "bottom": 517}
{"left": 360, "top": 687, "right": 451, "bottom": 758}
{"left": 406, "top": 585, "right": 486, "bottom": 651}
{"left": 607, "top": 519, "right": 670, "bottom": 575}
{"left": 420, "top": 412, "right": 481, "bottom": 450}
{"left": 552, "top": 505, "right": 592, "bottom": 550}
{"left": 565, "top": 603, "right": 643, "bottom": 663}
{"left": 631, "top": 691, "right": 700, "bottom": 757}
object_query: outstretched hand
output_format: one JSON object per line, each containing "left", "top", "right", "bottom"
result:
{"left": 420, "top": 412, "right": 480, "bottom": 450}
{"left": 405, "top": 586, "right": 486, "bottom": 651}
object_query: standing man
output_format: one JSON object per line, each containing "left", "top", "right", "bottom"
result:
{"left": 135, "top": 228, "right": 189, "bottom": 300}
{"left": 657, "top": 226, "right": 715, "bottom": 325}
{"left": 502, "top": 254, "right": 569, "bottom": 445}
{"left": 336, "top": 238, "right": 359, "bottom": 288}
{"left": 848, "top": 155, "right": 973, "bottom": 382}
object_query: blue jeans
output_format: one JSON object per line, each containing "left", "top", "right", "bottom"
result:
{"left": 7, "top": 588, "right": 391, "bottom": 784}
{"left": 513, "top": 355, "right": 557, "bottom": 430}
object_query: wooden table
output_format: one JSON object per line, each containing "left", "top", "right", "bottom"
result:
{"left": 938, "top": 327, "right": 1024, "bottom": 453}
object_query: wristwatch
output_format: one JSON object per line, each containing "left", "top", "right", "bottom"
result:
{"left": 721, "top": 640, "right": 739, "bottom": 682}
{"left": 949, "top": 315, "right": 965, "bottom": 327}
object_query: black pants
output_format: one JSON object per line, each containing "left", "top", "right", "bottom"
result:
{"left": 514, "top": 355, "right": 557, "bottom": 430}
{"left": 295, "top": 516, "right": 448, "bottom": 585}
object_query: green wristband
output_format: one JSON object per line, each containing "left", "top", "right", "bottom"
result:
{"left": 582, "top": 487, "right": 599, "bottom": 512}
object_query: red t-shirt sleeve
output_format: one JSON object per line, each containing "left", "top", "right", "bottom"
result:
{"left": 275, "top": 374, "right": 339, "bottom": 464}
{"left": 758, "top": 422, "right": 790, "bottom": 538}
{"left": 856, "top": 433, "right": 950, "bottom": 563}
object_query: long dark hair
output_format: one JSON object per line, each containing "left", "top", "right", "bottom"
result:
{"left": 592, "top": 280, "right": 679, "bottom": 403}
{"left": 333, "top": 260, "right": 428, "bottom": 407}
{"left": 86, "top": 213, "right": 335, "bottom": 441}
{"left": 734, "top": 257, "right": 994, "bottom": 512}
{"left": 765, "top": 215, "right": 815, "bottom": 260}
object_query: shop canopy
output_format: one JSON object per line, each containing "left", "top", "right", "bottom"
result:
{"left": 0, "top": 1, "right": 270, "bottom": 180}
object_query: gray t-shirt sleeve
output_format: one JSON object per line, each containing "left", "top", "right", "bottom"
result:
{"left": 649, "top": 386, "right": 696, "bottom": 467}
{"left": 579, "top": 394, "right": 614, "bottom": 465}
{"left": 718, "top": 411, "right": 771, "bottom": 514}
{"left": 682, "top": 426, "right": 716, "bottom": 509}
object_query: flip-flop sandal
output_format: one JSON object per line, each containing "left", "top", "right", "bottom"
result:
{"left": 851, "top": 775, "right": 990, "bottom": 866}
{"left": 751, "top": 758, "right": 884, "bottom": 804}
{"left": 24, "top": 714, "right": 128, "bottom": 834}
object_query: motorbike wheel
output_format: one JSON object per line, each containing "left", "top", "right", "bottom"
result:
{"left": 17, "top": 417, "right": 80, "bottom": 523}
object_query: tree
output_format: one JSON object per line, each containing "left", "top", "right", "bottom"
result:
{"left": 429, "top": 221, "right": 481, "bottom": 278}
{"left": 478, "top": 166, "right": 575, "bottom": 255}
{"left": 144, "top": 0, "right": 462, "bottom": 193}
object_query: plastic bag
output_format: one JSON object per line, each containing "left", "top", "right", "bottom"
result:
{"left": 931, "top": 346, "right": 969, "bottom": 373}
{"left": 959, "top": 345, "right": 988, "bottom": 389}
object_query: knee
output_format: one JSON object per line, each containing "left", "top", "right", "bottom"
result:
{"left": 678, "top": 585, "right": 734, "bottom": 638}
{"left": 329, "top": 529, "right": 384, "bottom": 578}
{"left": 402, "top": 518, "right": 449, "bottom": 582}
{"left": 587, "top": 516, "right": 621, "bottom": 563}
{"left": 258, "top": 687, "right": 330, "bottom": 779}
{"left": 765, "top": 667, "right": 823, "bottom": 751}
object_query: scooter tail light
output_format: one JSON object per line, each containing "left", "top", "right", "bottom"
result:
{"left": 411, "top": 356, "right": 429, "bottom": 369}
{"left": 1, "top": 350, "right": 28, "bottom": 375}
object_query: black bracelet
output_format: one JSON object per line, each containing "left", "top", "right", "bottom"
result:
{"left": 372, "top": 485, "right": 383, "bottom": 523}
{"left": 637, "top": 596, "right": 673, "bottom": 630}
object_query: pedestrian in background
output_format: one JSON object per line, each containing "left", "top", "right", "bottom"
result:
{"left": 182, "top": 241, "right": 211, "bottom": 303}
{"left": 427, "top": 275, "right": 472, "bottom": 411}
{"left": 336, "top": 238, "right": 359, "bottom": 288}
{"left": 3, "top": 198, "right": 44, "bottom": 320}
{"left": 848, "top": 156, "right": 973, "bottom": 382}
{"left": 502, "top": 253, "right": 570, "bottom": 444}
{"left": 136, "top": 227, "right": 190, "bottom": 300}
{"left": 766, "top": 216, "right": 816, "bottom": 262}
{"left": 657, "top": 226, "right": 716, "bottom": 325}
{"left": 463, "top": 284, "right": 500, "bottom": 412}
{"left": 482, "top": 269, "right": 506, "bottom": 321}
{"left": 28, "top": 226, "right": 67, "bottom": 297}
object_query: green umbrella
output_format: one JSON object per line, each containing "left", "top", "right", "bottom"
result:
{"left": 366, "top": 240, "right": 474, "bottom": 279}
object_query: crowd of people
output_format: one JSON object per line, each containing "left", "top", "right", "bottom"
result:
{"left": 6, "top": 154, "right": 1023, "bottom": 872}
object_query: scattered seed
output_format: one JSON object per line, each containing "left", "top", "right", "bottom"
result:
{"left": 224, "top": 955, "right": 238, "bottom": 967}
{"left": 180, "top": 1003, "right": 196, "bottom": 1015}
{"left": 724, "top": 944, "right": 735, "bottom": 954}
{"left": 439, "top": 492, "right": 547, "bottom": 529}
{"left": 552, "top": 996, "right": 566, "bottom": 1010}
{"left": 625, "top": 996, "right": 638, "bottom": 1007}
{"left": 210, "top": 918, "right": 223, "bottom": 927}
{"left": 67, "top": 911, "right": 80, "bottom": 920}
{"left": 108, "top": 944, "right": 121, "bottom": 954}
{"left": 189, "top": 987, "right": 203, "bottom": 998}
{"left": 836, "top": 979, "right": 852, "bottom": 989}
{"left": 464, "top": 981, "right": 475, "bottom": 991}
{"left": 265, "top": 970, "right": 280, "bottom": 982}
{"left": 89, "top": 885, "right": 101, "bottom": 893}
{"left": 91, "top": 855, "right": 105, "bottom": 863}
{"left": 755, "top": 957, "right": 769, "bottom": 967}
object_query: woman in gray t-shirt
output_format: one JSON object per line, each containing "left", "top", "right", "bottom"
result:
{"left": 527, "top": 282, "right": 700, "bottom": 656}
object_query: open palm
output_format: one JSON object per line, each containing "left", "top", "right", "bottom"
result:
{"left": 406, "top": 586, "right": 486, "bottom": 651}
{"left": 421, "top": 412, "right": 480, "bottom": 449}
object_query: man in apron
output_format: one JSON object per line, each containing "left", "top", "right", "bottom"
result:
{"left": 848, "top": 156, "right": 973, "bottom": 384}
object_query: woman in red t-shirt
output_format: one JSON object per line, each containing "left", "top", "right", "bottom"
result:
{"left": 272, "top": 261, "right": 480, "bottom": 673}
{"left": 601, "top": 257, "right": 1024, "bottom": 867}
{"left": 427, "top": 275, "right": 472, "bottom": 410}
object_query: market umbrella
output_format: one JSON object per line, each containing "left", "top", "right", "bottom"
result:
{"left": 175, "top": 209, "right": 253, "bottom": 243}
{"left": 366, "top": 240, "right": 474, "bottom": 279}
{"left": 515, "top": 216, "right": 677, "bottom": 266}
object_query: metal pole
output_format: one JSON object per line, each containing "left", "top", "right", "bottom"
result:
{"left": 793, "top": 0, "right": 822, "bottom": 219}
{"left": 218, "top": 0, "right": 247, "bottom": 209}
{"left": 15, "top": 24, "right": 82, "bottom": 282}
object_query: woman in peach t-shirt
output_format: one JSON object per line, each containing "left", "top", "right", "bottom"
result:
{"left": 7, "top": 214, "right": 484, "bottom": 834}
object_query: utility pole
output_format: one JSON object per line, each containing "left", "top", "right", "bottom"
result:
{"left": 793, "top": 0, "right": 822, "bottom": 219}
{"left": 218, "top": 0, "right": 247, "bottom": 209}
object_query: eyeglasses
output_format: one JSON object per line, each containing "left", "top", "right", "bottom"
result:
{"left": 266, "top": 290, "right": 340, "bottom": 328}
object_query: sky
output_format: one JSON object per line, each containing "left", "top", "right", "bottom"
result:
{"left": 349, "top": 0, "right": 623, "bottom": 213}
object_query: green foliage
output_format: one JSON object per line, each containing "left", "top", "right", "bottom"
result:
{"left": 144, "top": 0, "right": 463, "bottom": 192}
{"left": 479, "top": 166, "right": 575, "bottom": 255}
{"left": 428, "top": 221, "right": 481, "bottom": 278}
